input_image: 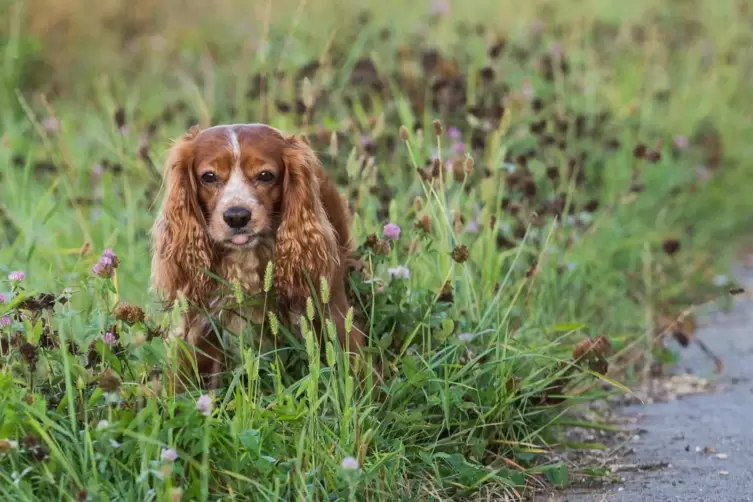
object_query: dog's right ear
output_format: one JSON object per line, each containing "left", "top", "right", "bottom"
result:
{"left": 150, "top": 126, "right": 215, "bottom": 306}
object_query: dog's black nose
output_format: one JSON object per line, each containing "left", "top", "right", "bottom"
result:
{"left": 223, "top": 207, "right": 251, "bottom": 228}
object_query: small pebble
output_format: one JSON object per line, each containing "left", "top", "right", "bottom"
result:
{"left": 715, "top": 453, "right": 728, "bottom": 459}
{"left": 719, "top": 471, "right": 729, "bottom": 476}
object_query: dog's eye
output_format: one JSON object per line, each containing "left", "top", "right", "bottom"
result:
{"left": 257, "top": 171, "right": 275, "bottom": 183}
{"left": 200, "top": 172, "right": 217, "bottom": 184}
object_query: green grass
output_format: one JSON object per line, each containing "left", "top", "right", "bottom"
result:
{"left": 1, "top": 0, "right": 753, "bottom": 500}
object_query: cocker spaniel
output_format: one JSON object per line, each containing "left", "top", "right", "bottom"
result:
{"left": 149, "top": 123, "right": 368, "bottom": 389}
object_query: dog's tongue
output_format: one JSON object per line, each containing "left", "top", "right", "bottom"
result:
{"left": 231, "top": 234, "right": 250, "bottom": 245}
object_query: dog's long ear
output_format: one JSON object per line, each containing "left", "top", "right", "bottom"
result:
{"left": 274, "top": 135, "right": 339, "bottom": 302}
{"left": 150, "top": 126, "right": 215, "bottom": 306}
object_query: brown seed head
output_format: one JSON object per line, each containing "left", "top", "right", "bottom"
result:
{"left": 433, "top": 119, "right": 443, "bottom": 136}
{"left": 399, "top": 125, "right": 410, "bottom": 141}
{"left": 646, "top": 150, "right": 662, "bottom": 163}
{"left": 99, "top": 368, "right": 121, "bottom": 393}
{"left": 431, "top": 158, "right": 442, "bottom": 178}
{"left": 633, "top": 143, "right": 647, "bottom": 158}
{"left": 662, "top": 238, "right": 680, "bottom": 255}
{"left": 416, "top": 214, "right": 433, "bottom": 233}
{"left": 463, "top": 155, "right": 474, "bottom": 173}
{"left": 451, "top": 244, "right": 470, "bottom": 264}
{"left": 19, "top": 342, "right": 38, "bottom": 367}
{"left": 114, "top": 302, "right": 146, "bottom": 325}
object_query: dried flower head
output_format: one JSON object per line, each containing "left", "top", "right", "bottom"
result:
{"left": 0, "top": 316, "right": 10, "bottom": 328}
{"left": 98, "top": 368, "right": 121, "bottom": 393}
{"left": 451, "top": 245, "right": 469, "bottom": 264}
{"left": 19, "top": 342, "right": 38, "bottom": 367}
{"left": 632, "top": 144, "right": 647, "bottom": 159}
{"left": 433, "top": 119, "right": 443, "bottom": 136}
{"left": 114, "top": 302, "right": 145, "bottom": 324}
{"left": 646, "top": 150, "right": 662, "bottom": 163}
{"left": 416, "top": 214, "right": 433, "bottom": 233}
{"left": 399, "top": 125, "right": 410, "bottom": 141}
{"left": 662, "top": 238, "right": 680, "bottom": 256}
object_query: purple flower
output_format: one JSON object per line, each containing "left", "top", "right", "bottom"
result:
{"left": 42, "top": 116, "right": 59, "bottom": 133}
{"left": 453, "top": 142, "right": 466, "bottom": 155}
{"left": 0, "top": 293, "right": 7, "bottom": 304}
{"left": 92, "top": 249, "right": 120, "bottom": 278}
{"left": 102, "top": 331, "right": 117, "bottom": 347}
{"left": 430, "top": 0, "right": 449, "bottom": 16}
{"left": 7, "top": 271, "right": 24, "bottom": 281}
{"left": 197, "top": 394, "right": 213, "bottom": 416}
{"left": 387, "top": 265, "right": 411, "bottom": 280}
{"left": 383, "top": 223, "right": 401, "bottom": 241}
{"left": 161, "top": 448, "right": 178, "bottom": 462}
{"left": 673, "top": 135, "right": 689, "bottom": 150}
{"left": 0, "top": 316, "right": 11, "bottom": 328}
{"left": 448, "top": 127, "right": 461, "bottom": 139}
{"left": 341, "top": 456, "right": 359, "bottom": 470}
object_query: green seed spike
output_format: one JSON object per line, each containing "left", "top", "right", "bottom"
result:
{"left": 306, "top": 296, "right": 315, "bottom": 322}
{"left": 320, "top": 276, "right": 330, "bottom": 304}
{"left": 264, "top": 261, "right": 274, "bottom": 293}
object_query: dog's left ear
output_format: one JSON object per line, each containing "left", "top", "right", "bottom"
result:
{"left": 274, "top": 135, "right": 338, "bottom": 301}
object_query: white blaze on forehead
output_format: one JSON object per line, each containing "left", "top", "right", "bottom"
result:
{"left": 227, "top": 128, "right": 241, "bottom": 164}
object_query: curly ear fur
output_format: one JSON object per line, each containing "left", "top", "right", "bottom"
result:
{"left": 150, "top": 126, "right": 215, "bottom": 306}
{"left": 274, "top": 136, "right": 339, "bottom": 303}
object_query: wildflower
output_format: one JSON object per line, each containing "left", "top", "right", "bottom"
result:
{"left": 42, "top": 116, "right": 59, "bottom": 132}
{"left": 196, "top": 394, "right": 213, "bottom": 416}
{"left": 673, "top": 135, "right": 689, "bottom": 150}
{"left": 383, "top": 223, "right": 401, "bottom": 240}
{"left": 92, "top": 248, "right": 120, "bottom": 278}
{"left": 387, "top": 266, "right": 410, "bottom": 280}
{"left": 8, "top": 271, "right": 24, "bottom": 281}
{"left": 458, "top": 333, "right": 475, "bottom": 342}
{"left": 0, "top": 316, "right": 10, "bottom": 328}
{"left": 341, "top": 456, "right": 359, "bottom": 470}
{"left": 161, "top": 448, "right": 178, "bottom": 462}
{"left": 448, "top": 126, "right": 461, "bottom": 139}
{"left": 102, "top": 331, "right": 117, "bottom": 347}
{"left": 0, "top": 293, "right": 6, "bottom": 303}
{"left": 453, "top": 142, "right": 466, "bottom": 155}
{"left": 96, "top": 420, "right": 109, "bottom": 431}
{"left": 465, "top": 220, "right": 480, "bottom": 233}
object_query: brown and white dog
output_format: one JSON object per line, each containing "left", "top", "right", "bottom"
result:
{"left": 149, "top": 123, "right": 367, "bottom": 388}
